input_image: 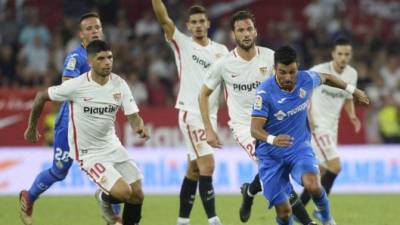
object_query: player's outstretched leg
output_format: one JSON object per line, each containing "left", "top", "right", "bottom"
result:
{"left": 177, "top": 160, "right": 199, "bottom": 225}
{"left": 289, "top": 190, "right": 316, "bottom": 225}
{"left": 19, "top": 190, "right": 33, "bottom": 225}
{"left": 96, "top": 190, "right": 123, "bottom": 225}
{"left": 239, "top": 182, "right": 252, "bottom": 222}
{"left": 197, "top": 155, "right": 222, "bottom": 225}
{"left": 122, "top": 180, "right": 144, "bottom": 225}
{"left": 303, "top": 173, "right": 336, "bottom": 225}
{"left": 239, "top": 173, "right": 262, "bottom": 222}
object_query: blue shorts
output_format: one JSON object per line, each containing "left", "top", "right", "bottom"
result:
{"left": 51, "top": 125, "right": 73, "bottom": 176}
{"left": 258, "top": 147, "right": 319, "bottom": 208}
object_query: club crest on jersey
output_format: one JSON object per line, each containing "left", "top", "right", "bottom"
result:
{"left": 259, "top": 67, "right": 268, "bottom": 76}
{"left": 274, "top": 110, "right": 287, "bottom": 121}
{"left": 66, "top": 57, "right": 76, "bottom": 70}
{"left": 215, "top": 53, "right": 223, "bottom": 59}
{"left": 113, "top": 93, "right": 121, "bottom": 102}
{"left": 254, "top": 95, "right": 263, "bottom": 110}
{"left": 299, "top": 88, "right": 306, "bottom": 98}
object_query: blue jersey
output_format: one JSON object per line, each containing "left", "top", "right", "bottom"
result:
{"left": 55, "top": 44, "right": 90, "bottom": 128}
{"left": 251, "top": 70, "right": 321, "bottom": 159}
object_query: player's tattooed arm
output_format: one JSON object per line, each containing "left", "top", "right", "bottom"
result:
{"left": 24, "top": 90, "right": 50, "bottom": 142}
{"left": 199, "top": 85, "right": 222, "bottom": 148}
{"left": 151, "top": 0, "right": 175, "bottom": 40}
{"left": 251, "top": 117, "right": 293, "bottom": 147}
{"left": 127, "top": 113, "right": 150, "bottom": 140}
{"left": 319, "top": 73, "right": 369, "bottom": 105}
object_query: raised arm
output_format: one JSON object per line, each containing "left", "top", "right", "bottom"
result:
{"left": 151, "top": 0, "right": 175, "bottom": 40}
{"left": 24, "top": 90, "right": 51, "bottom": 142}
{"left": 198, "top": 85, "right": 221, "bottom": 148}
{"left": 319, "top": 73, "right": 369, "bottom": 105}
{"left": 127, "top": 113, "right": 150, "bottom": 140}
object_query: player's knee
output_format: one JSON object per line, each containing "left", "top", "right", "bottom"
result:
{"left": 305, "top": 182, "right": 321, "bottom": 195}
{"left": 197, "top": 161, "right": 214, "bottom": 176}
{"left": 112, "top": 183, "right": 132, "bottom": 202}
{"left": 131, "top": 187, "right": 144, "bottom": 204}
{"left": 186, "top": 166, "right": 200, "bottom": 180}
{"left": 276, "top": 205, "right": 292, "bottom": 221}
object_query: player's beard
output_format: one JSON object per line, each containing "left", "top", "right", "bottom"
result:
{"left": 236, "top": 38, "right": 255, "bottom": 51}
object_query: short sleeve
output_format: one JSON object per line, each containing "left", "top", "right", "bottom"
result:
{"left": 306, "top": 70, "right": 322, "bottom": 88}
{"left": 48, "top": 78, "right": 78, "bottom": 101}
{"left": 251, "top": 89, "right": 269, "bottom": 119}
{"left": 121, "top": 80, "right": 139, "bottom": 115}
{"left": 62, "top": 54, "right": 82, "bottom": 78}
{"left": 204, "top": 61, "right": 223, "bottom": 90}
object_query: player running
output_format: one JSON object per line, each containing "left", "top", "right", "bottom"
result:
{"left": 299, "top": 37, "right": 360, "bottom": 222}
{"left": 251, "top": 45, "right": 369, "bottom": 225}
{"left": 199, "top": 10, "right": 314, "bottom": 225}
{"left": 151, "top": 1, "right": 229, "bottom": 225}
{"left": 19, "top": 12, "right": 121, "bottom": 225}
{"left": 24, "top": 40, "right": 148, "bottom": 225}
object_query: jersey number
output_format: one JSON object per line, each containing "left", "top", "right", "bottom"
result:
{"left": 192, "top": 129, "right": 206, "bottom": 143}
{"left": 89, "top": 163, "right": 106, "bottom": 179}
{"left": 55, "top": 148, "right": 69, "bottom": 162}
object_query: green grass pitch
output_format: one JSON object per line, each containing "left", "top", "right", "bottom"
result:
{"left": 1, "top": 194, "right": 398, "bottom": 225}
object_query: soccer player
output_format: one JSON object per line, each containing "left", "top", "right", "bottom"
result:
{"left": 24, "top": 40, "right": 148, "bottom": 225}
{"left": 18, "top": 12, "right": 121, "bottom": 225}
{"left": 299, "top": 37, "right": 360, "bottom": 221}
{"left": 151, "top": 1, "right": 229, "bottom": 225}
{"left": 250, "top": 45, "right": 369, "bottom": 225}
{"left": 199, "top": 11, "right": 315, "bottom": 225}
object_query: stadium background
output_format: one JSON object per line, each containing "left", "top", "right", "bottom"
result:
{"left": 0, "top": 0, "right": 399, "bottom": 224}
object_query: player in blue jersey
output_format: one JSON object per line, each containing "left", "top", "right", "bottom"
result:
{"left": 19, "top": 12, "right": 121, "bottom": 225}
{"left": 250, "top": 46, "right": 369, "bottom": 225}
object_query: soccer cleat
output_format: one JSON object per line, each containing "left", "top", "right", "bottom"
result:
{"left": 313, "top": 208, "right": 323, "bottom": 222}
{"left": 95, "top": 189, "right": 121, "bottom": 225}
{"left": 323, "top": 217, "right": 337, "bottom": 225}
{"left": 208, "top": 216, "right": 223, "bottom": 225}
{"left": 19, "top": 190, "right": 33, "bottom": 225}
{"left": 239, "top": 183, "right": 254, "bottom": 222}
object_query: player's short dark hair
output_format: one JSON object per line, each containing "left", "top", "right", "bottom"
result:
{"left": 86, "top": 40, "right": 111, "bottom": 56}
{"left": 79, "top": 12, "right": 100, "bottom": 28}
{"left": 333, "top": 37, "right": 351, "bottom": 49}
{"left": 187, "top": 5, "right": 208, "bottom": 20}
{"left": 230, "top": 10, "right": 256, "bottom": 31}
{"left": 274, "top": 45, "right": 297, "bottom": 65}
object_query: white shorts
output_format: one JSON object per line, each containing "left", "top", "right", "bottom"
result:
{"left": 178, "top": 110, "right": 215, "bottom": 161}
{"left": 311, "top": 129, "right": 339, "bottom": 165}
{"left": 230, "top": 123, "right": 256, "bottom": 161}
{"left": 78, "top": 147, "right": 143, "bottom": 194}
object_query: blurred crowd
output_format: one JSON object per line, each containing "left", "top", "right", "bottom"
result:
{"left": 0, "top": 0, "right": 399, "bottom": 143}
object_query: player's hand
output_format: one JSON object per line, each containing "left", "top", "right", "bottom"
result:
{"left": 273, "top": 134, "right": 293, "bottom": 147}
{"left": 350, "top": 116, "right": 361, "bottom": 133}
{"left": 24, "top": 127, "right": 40, "bottom": 143}
{"left": 353, "top": 89, "right": 369, "bottom": 105}
{"left": 205, "top": 129, "right": 222, "bottom": 148}
{"left": 136, "top": 126, "right": 150, "bottom": 141}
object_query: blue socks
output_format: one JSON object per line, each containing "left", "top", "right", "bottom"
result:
{"left": 312, "top": 189, "right": 331, "bottom": 222}
{"left": 28, "top": 169, "right": 59, "bottom": 202}
{"left": 276, "top": 215, "right": 293, "bottom": 225}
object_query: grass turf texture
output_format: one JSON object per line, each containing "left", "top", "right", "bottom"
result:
{"left": 1, "top": 194, "right": 398, "bottom": 225}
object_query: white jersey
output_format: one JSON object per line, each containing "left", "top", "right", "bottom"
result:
{"left": 48, "top": 72, "right": 139, "bottom": 161}
{"left": 311, "top": 62, "right": 358, "bottom": 131}
{"left": 205, "top": 46, "right": 274, "bottom": 126}
{"left": 168, "top": 28, "right": 229, "bottom": 117}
